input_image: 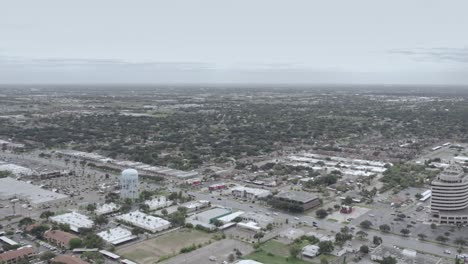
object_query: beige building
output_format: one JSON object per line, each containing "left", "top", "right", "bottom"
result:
{"left": 431, "top": 163, "right": 468, "bottom": 225}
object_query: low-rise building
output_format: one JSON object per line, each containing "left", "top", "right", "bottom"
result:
{"left": 49, "top": 212, "right": 94, "bottom": 232}
{"left": 272, "top": 191, "right": 320, "bottom": 212}
{"left": 144, "top": 196, "right": 173, "bottom": 211}
{"left": 116, "top": 211, "right": 170, "bottom": 233}
{"left": 237, "top": 221, "right": 262, "bottom": 232}
{"left": 187, "top": 208, "right": 231, "bottom": 229}
{"left": 51, "top": 255, "right": 90, "bottom": 264}
{"left": 208, "top": 183, "right": 227, "bottom": 191}
{"left": 181, "top": 200, "right": 210, "bottom": 212}
{"left": 95, "top": 203, "right": 120, "bottom": 215}
{"left": 0, "top": 246, "right": 35, "bottom": 264}
{"left": 0, "top": 177, "right": 69, "bottom": 209}
{"left": 218, "top": 211, "right": 245, "bottom": 224}
{"left": 302, "top": 245, "right": 320, "bottom": 258}
{"left": 231, "top": 186, "right": 271, "bottom": 200}
{"left": 44, "top": 230, "right": 79, "bottom": 249}
{"left": 97, "top": 227, "right": 137, "bottom": 245}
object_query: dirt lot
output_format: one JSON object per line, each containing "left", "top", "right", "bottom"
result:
{"left": 117, "top": 229, "right": 219, "bottom": 264}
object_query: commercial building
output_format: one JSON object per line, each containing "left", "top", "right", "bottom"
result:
{"left": 116, "top": 211, "right": 170, "bottom": 233}
{"left": 144, "top": 196, "right": 173, "bottom": 211}
{"left": 302, "top": 245, "right": 320, "bottom": 258}
{"left": 97, "top": 227, "right": 137, "bottom": 245}
{"left": 120, "top": 169, "right": 139, "bottom": 200}
{"left": 237, "top": 221, "right": 262, "bottom": 232}
{"left": 49, "top": 212, "right": 94, "bottom": 232}
{"left": 180, "top": 200, "right": 210, "bottom": 213}
{"left": 44, "top": 230, "right": 79, "bottom": 249}
{"left": 0, "top": 163, "right": 36, "bottom": 178}
{"left": 51, "top": 255, "right": 90, "bottom": 264}
{"left": 431, "top": 163, "right": 468, "bottom": 224}
{"left": 0, "top": 246, "right": 35, "bottom": 264}
{"left": 272, "top": 191, "right": 320, "bottom": 212}
{"left": 187, "top": 208, "right": 231, "bottom": 229}
{"left": 0, "top": 177, "right": 69, "bottom": 208}
{"left": 95, "top": 203, "right": 120, "bottom": 215}
{"left": 218, "top": 211, "right": 245, "bottom": 224}
{"left": 231, "top": 186, "right": 271, "bottom": 200}
{"left": 209, "top": 183, "right": 227, "bottom": 191}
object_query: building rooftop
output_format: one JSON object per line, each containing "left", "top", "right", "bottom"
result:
{"left": 97, "top": 227, "right": 137, "bottom": 245}
{"left": 144, "top": 196, "right": 172, "bottom": 210}
{"left": 116, "top": 211, "right": 170, "bottom": 232}
{"left": 0, "top": 177, "right": 68, "bottom": 205}
{"left": 274, "top": 191, "right": 318, "bottom": 203}
{"left": 50, "top": 212, "right": 94, "bottom": 232}
{"left": 0, "top": 164, "right": 36, "bottom": 177}
{"left": 0, "top": 246, "right": 35, "bottom": 262}
{"left": 44, "top": 230, "right": 79, "bottom": 245}
{"left": 217, "top": 211, "right": 245, "bottom": 223}
{"left": 95, "top": 203, "right": 120, "bottom": 215}
{"left": 231, "top": 186, "right": 271, "bottom": 197}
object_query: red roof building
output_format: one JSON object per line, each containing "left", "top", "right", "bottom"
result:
{"left": 0, "top": 246, "right": 35, "bottom": 264}
{"left": 44, "top": 230, "right": 79, "bottom": 249}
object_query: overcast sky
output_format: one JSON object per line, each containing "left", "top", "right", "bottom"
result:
{"left": 1, "top": 0, "right": 468, "bottom": 85}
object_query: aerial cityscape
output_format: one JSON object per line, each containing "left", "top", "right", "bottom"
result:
{"left": 1, "top": 1, "right": 468, "bottom": 264}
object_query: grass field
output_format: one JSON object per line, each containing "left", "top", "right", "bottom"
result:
{"left": 244, "top": 240, "right": 311, "bottom": 264}
{"left": 117, "top": 229, "right": 218, "bottom": 264}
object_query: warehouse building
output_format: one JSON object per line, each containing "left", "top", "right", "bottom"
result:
{"left": 187, "top": 208, "right": 231, "bottom": 229}
{"left": 50, "top": 212, "right": 94, "bottom": 232}
{"left": 0, "top": 177, "right": 69, "bottom": 208}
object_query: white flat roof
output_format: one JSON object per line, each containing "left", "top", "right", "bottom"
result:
{"left": 145, "top": 196, "right": 172, "bottom": 210}
{"left": 0, "top": 177, "right": 68, "bottom": 205}
{"left": 116, "top": 211, "right": 170, "bottom": 232}
{"left": 99, "top": 250, "right": 120, "bottom": 259}
{"left": 231, "top": 186, "right": 271, "bottom": 197}
{"left": 218, "top": 211, "right": 245, "bottom": 223}
{"left": 97, "top": 227, "right": 137, "bottom": 245}
{"left": 95, "top": 203, "right": 120, "bottom": 215}
{"left": 50, "top": 212, "right": 94, "bottom": 232}
{"left": 0, "top": 236, "right": 18, "bottom": 246}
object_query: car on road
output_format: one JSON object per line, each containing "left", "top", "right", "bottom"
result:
{"left": 209, "top": 256, "right": 217, "bottom": 261}
{"left": 444, "top": 250, "right": 451, "bottom": 254}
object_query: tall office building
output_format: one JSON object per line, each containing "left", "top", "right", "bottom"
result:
{"left": 431, "top": 163, "right": 468, "bottom": 225}
{"left": 120, "top": 168, "right": 139, "bottom": 200}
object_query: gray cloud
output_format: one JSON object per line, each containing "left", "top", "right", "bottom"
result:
{"left": 390, "top": 48, "right": 468, "bottom": 63}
